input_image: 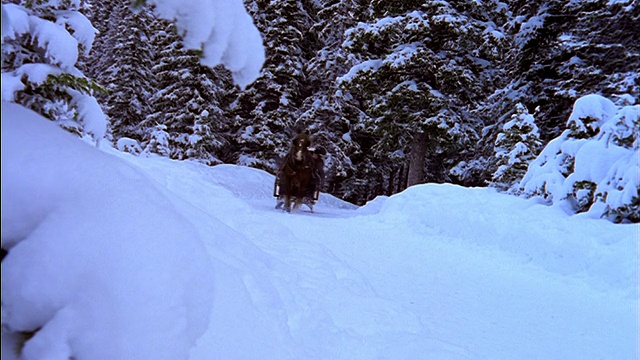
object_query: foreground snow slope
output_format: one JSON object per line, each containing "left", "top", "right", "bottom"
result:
{"left": 2, "top": 102, "right": 636, "bottom": 359}
{"left": 1, "top": 103, "right": 216, "bottom": 359}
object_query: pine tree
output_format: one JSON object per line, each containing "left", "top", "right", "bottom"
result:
{"left": 465, "top": 0, "right": 639, "bottom": 188}
{"left": 491, "top": 103, "right": 542, "bottom": 193}
{"left": 231, "top": 0, "right": 315, "bottom": 172}
{"left": 144, "top": 123, "right": 171, "bottom": 157}
{"left": 338, "top": 0, "right": 509, "bottom": 195}
{"left": 596, "top": 100, "right": 639, "bottom": 222}
{"left": 144, "top": 20, "right": 234, "bottom": 164}
{"left": 81, "top": 0, "right": 157, "bottom": 144}
{"left": 487, "top": 0, "right": 639, "bottom": 143}
{"left": 519, "top": 94, "right": 638, "bottom": 222}
{"left": 295, "top": 0, "right": 370, "bottom": 198}
{"left": 2, "top": 0, "right": 107, "bottom": 143}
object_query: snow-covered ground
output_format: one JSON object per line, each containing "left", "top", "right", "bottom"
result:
{"left": 2, "top": 102, "right": 637, "bottom": 359}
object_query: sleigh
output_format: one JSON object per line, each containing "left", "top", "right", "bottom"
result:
{"left": 273, "top": 175, "right": 320, "bottom": 212}
{"left": 274, "top": 130, "right": 325, "bottom": 212}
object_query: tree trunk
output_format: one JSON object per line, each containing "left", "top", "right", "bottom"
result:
{"left": 407, "top": 131, "right": 428, "bottom": 187}
{"left": 396, "top": 163, "right": 407, "bottom": 194}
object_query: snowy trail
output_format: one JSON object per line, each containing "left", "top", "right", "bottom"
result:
{"left": 120, "top": 154, "right": 636, "bottom": 360}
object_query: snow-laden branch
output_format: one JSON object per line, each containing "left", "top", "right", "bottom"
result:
{"left": 145, "top": 0, "right": 265, "bottom": 89}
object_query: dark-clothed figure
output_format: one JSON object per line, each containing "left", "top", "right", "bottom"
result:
{"left": 304, "top": 146, "right": 326, "bottom": 204}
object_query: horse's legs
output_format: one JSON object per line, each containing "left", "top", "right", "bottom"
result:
{"left": 280, "top": 177, "right": 292, "bottom": 212}
{"left": 283, "top": 194, "right": 292, "bottom": 212}
{"left": 275, "top": 197, "right": 284, "bottom": 209}
{"left": 293, "top": 183, "right": 306, "bottom": 210}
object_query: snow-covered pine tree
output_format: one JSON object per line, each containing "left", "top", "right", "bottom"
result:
{"left": 519, "top": 94, "right": 639, "bottom": 223}
{"left": 294, "top": 0, "right": 370, "bottom": 199}
{"left": 596, "top": 98, "right": 639, "bottom": 222}
{"left": 81, "top": 0, "right": 157, "bottom": 145}
{"left": 491, "top": 103, "right": 542, "bottom": 193}
{"left": 484, "top": 0, "right": 639, "bottom": 145}
{"left": 144, "top": 123, "right": 171, "bottom": 157}
{"left": 144, "top": 19, "right": 235, "bottom": 164}
{"left": 338, "top": 0, "right": 508, "bottom": 195}
{"left": 2, "top": 0, "right": 107, "bottom": 143}
{"left": 231, "top": 0, "right": 315, "bottom": 172}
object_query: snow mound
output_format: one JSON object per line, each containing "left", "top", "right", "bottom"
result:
{"left": 1, "top": 102, "right": 214, "bottom": 360}
{"left": 365, "top": 183, "right": 634, "bottom": 293}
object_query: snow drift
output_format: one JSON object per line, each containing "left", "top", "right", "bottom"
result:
{"left": 1, "top": 102, "right": 214, "bottom": 360}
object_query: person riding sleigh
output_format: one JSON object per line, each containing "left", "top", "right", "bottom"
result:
{"left": 274, "top": 130, "right": 326, "bottom": 212}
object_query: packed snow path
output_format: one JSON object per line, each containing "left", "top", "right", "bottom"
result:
{"left": 128, "top": 156, "right": 636, "bottom": 360}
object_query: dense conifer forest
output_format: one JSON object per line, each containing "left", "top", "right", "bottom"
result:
{"left": 3, "top": 0, "right": 638, "bottom": 214}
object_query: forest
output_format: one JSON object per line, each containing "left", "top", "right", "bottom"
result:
{"left": 2, "top": 0, "right": 638, "bottom": 220}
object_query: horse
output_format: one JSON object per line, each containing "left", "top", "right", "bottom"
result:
{"left": 277, "top": 130, "right": 314, "bottom": 212}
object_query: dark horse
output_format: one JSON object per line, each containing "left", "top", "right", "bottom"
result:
{"left": 276, "top": 130, "right": 314, "bottom": 212}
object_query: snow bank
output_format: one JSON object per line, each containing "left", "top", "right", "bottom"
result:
{"left": 1, "top": 102, "right": 214, "bottom": 359}
{"left": 365, "top": 183, "right": 634, "bottom": 293}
